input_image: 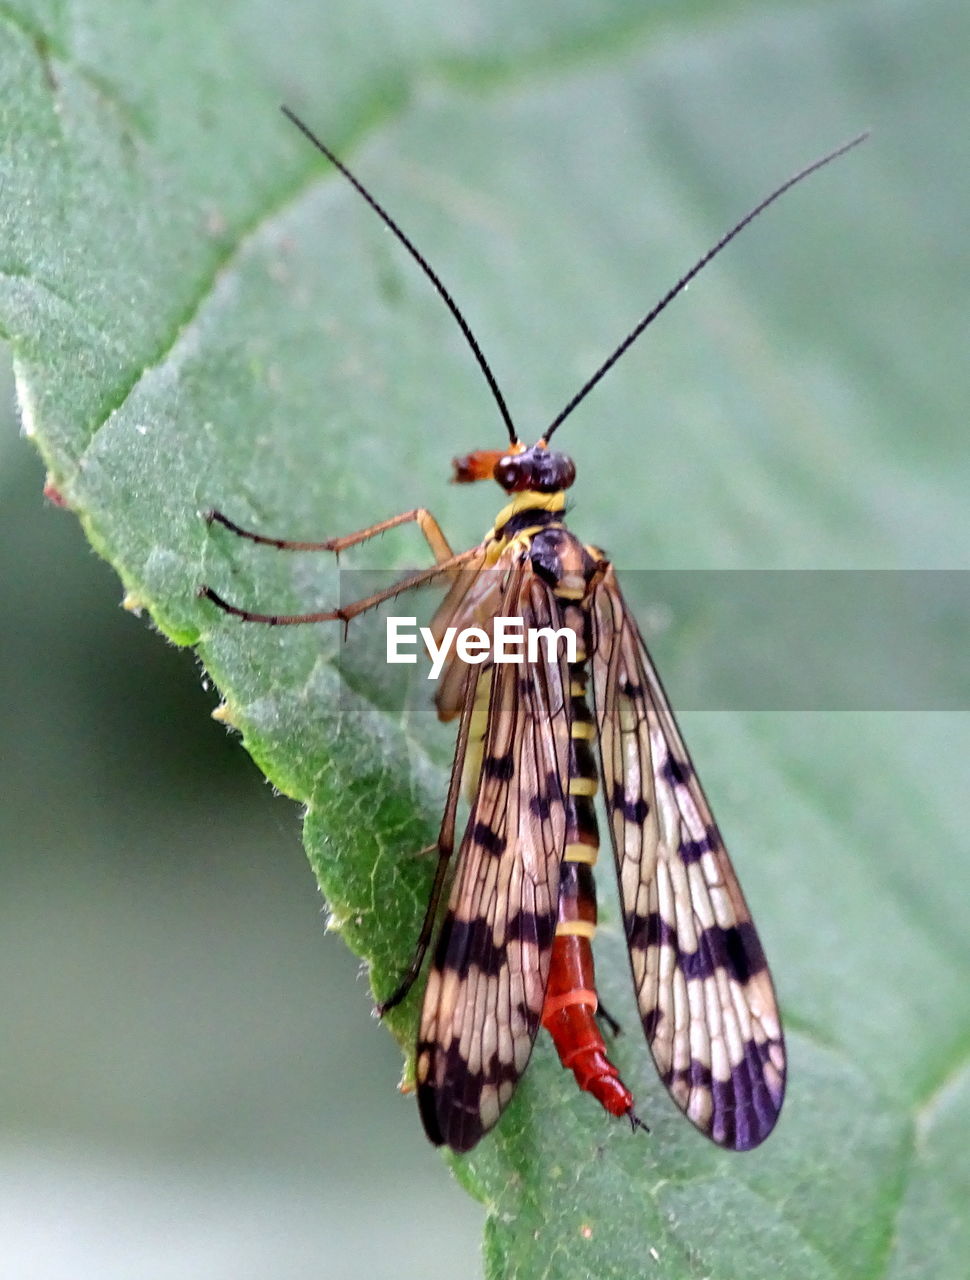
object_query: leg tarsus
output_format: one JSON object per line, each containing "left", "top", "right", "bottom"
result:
{"left": 204, "top": 504, "right": 337, "bottom": 550}
{"left": 376, "top": 975, "right": 416, "bottom": 1018}
{"left": 628, "top": 1108, "right": 649, "bottom": 1136}
{"left": 198, "top": 583, "right": 335, "bottom": 626}
{"left": 596, "top": 1001, "right": 623, "bottom": 1038}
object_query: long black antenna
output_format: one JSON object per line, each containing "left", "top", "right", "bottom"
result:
{"left": 281, "top": 106, "right": 519, "bottom": 446}
{"left": 543, "top": 131, "right": 869, "bottom": 442}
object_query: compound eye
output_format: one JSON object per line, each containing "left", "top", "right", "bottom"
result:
{"left": 494, "top": 455, "right": 525, "bottom": 490}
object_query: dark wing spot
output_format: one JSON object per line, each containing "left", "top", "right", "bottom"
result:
{"left": 433, "top": 909, "right": 555, "bottom": 977}
{"left": 625, "top": 910, "right": 676, "bottom": 953}
{"left": 514, "top": 998, "right": 543, "bottom": 1040}
{"left": 530, "top": 770, "right": 565, "bottom": 822}
{"left": 661, "top": 1058, "right": 713, "bottom": 1091}
{"left": 680, "top": 824, "right": 720, "bottom": 863}
{"left": 507, "top": 908, "right": 557, "bottom": 953}
{"left": 679, "top": 922, "right": 767, "bottom": 984}
{"left": 418, "top": 1038, "right": 527, "bottom": 1151}
{"left": 530, "top": 794, "right": 552, "bottom": 820}
{"left": 545, "top": 770, "right": 565, "bottom": 803}
{"left": 611, "top": 780, "right": 650, "bottom": 825}
{"left": 416, "top": 1075, "right": 449, "bottom": 1147}
{"left": 642, "top": 1005, "right": 662, "bottom": 1039}
{"left": 724, "top": 922, "right": 768, "bottom": 983}
{"left": 710, "top": 1036, "right": 784, "bottom": 1151}
{"left": 432, "top": 913, "right": 506, "bottom": 977}
{"left": 483, "top": 751, "right": 515, "bottom": 781}
{"left": 472, "top": 821, "right": 507, "bottom": 857}
{"left": 706, "top": 1039, "right": 783, "bottom": 1152}
{"left": 661, "top": 755, "right": 693, "bottom": 787}
{"left": 660, "top": 1040, "right": 783, "bottom": 1150}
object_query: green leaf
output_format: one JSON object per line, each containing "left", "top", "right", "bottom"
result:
{"left": 5, "top": 2, "right": 968, "bottom": 1278}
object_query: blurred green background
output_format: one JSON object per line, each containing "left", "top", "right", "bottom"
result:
{"left": 0, "top": 355, "right": 483, "bottom": 1273}
{"left": 2, "top": 1, "right": 968, "bottom": 1278}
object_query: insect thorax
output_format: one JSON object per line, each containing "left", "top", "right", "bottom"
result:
{"left": 488, "top": 493, "right": 601, "bottom": 598}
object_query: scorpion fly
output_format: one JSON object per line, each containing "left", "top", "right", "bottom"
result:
{"left": 200, "top": 109, "right": 867, "bottom": 1151}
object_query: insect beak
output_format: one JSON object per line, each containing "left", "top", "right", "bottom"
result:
{"left": 451, "top": 449, "right": 508, "bottom": 483}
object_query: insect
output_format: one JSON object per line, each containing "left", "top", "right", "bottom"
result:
{"left": 200, "top": 109, "right": 867, "bottom": 1152}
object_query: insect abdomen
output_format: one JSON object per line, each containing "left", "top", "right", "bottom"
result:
{"left": 541, "top": 647, "right": 635, "bottom": 1121}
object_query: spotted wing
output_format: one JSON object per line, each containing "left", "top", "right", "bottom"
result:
{"left": 416, "top": 563, "right": 572, "bottom": 1152}
{"left": 590, "top": 567, "right": 785, "bottom": 1150}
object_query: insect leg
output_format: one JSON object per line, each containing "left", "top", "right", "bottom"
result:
{"left": 376, "top": 842, "right": 453, "bottom": 1015}
{"left": 199, "top": 546, "right": 481, "bottom": 626}
{"left": 595, "top": 1002, "right": 623, "bottom": 1038}
{"left": 204, "top": 507, "right": 454, "bottom": 563}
